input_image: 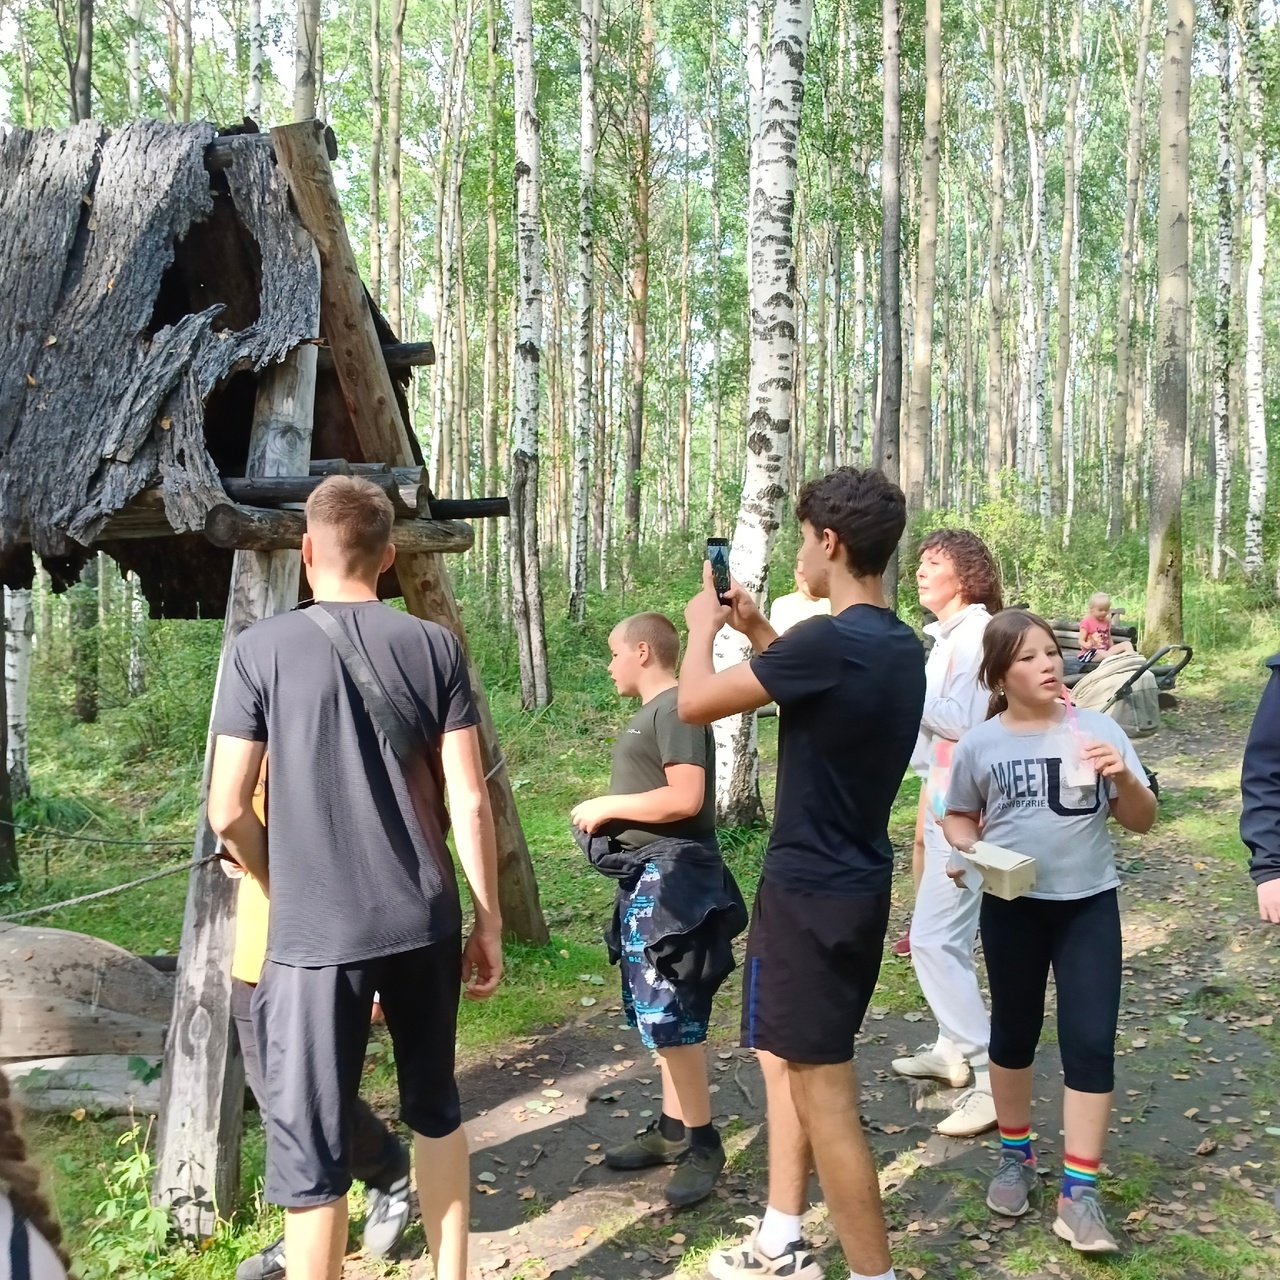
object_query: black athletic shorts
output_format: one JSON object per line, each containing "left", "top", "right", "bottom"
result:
{"left": 740, "top": 878, "right": 890, "bottom": 1064}
{"left": 251, "top": 936, "right": 462, "bottom": 1207}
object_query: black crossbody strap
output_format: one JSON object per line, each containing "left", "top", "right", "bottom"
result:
{"left": 10, "top": 1208, "right": 31, "bottom": 1280}
{"left": 304, "top": 606, "right": 450, "bottom": 852}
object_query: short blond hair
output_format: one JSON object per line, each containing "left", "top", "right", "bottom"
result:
{"left": 617, "top": 612, "right": 681, "bottom": 671}
{"left": 305, "top": 475, "right": 394, "bottom": 567}
{"left": 1089, "top": 592, "right": 1111, "bottom": 608}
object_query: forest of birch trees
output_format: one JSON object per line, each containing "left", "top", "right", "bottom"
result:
{"left": 1, "top": 0, "right": 1278, "bottom": 800}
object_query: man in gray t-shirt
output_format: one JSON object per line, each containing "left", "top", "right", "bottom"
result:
{"left": 945, "top": 709, "right": 1149, "bottom": 899}
{"left": 208, "top": 475, "right": 502, "bottom": 1280}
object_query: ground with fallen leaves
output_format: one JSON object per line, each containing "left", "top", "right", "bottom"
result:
{"left": 341, "top": 673, "right": 1280, "bottom": 1280}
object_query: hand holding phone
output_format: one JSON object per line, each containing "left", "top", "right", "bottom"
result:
{"left": 707, "top": 538, "right": 731, "bottom": 604}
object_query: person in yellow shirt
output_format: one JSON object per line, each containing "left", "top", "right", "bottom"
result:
{"left": 224, "top": 763, "right": 412, "bottom": 1280}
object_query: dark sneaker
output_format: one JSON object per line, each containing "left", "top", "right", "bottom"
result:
{"left": 236, "top": 1237, "right": 285, "bottom": 1280}
{"left": 664, "top": 1141, "right": 726, "bottom": 1207}
{"left": 604, "top": 1122, "right": 688, "bottom": 1170}
{"left": 707, "top": 1218, "right": 824, "bottom": 1280}
{"left": 1053, "top": 1187, "right": 1120, "bottom": 1253}
{"left": 363, "top": 1147, "right": 412, "bottom": 1259}
{"left": 985, "top": 1153, "right": 1038, "bottom": 1217}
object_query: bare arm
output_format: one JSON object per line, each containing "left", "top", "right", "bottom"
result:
{"left": 1082, "top": 741, "right": 1157, "bottom": 834}
{"left": 208, "top": 736, "right": 269, "bottom": 889}
{"left": 679, "top": 565, "right": 776, "bottom": 725}
{"left": 941, "top": 809, "right": 982, "bottom": 856}
{"left": 440, "top": 725, "right": 503, "bottom": 998}
{"left": 572, "top": 763, "right": 705, "bottom": 834}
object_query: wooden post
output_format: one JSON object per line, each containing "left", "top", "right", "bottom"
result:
{"left": 271, "top": 119, "right": 549, "bottom": 945}
{"left": 152, "top": 338, "right": 319, "bottom": 1239}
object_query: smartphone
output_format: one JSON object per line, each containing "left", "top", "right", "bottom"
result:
{"left": 707, "top": 537, "right": 731, "bottom": 604}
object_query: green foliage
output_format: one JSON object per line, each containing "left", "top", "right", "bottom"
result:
{"left": 80, "top": 1126, "right": 177, "bottom": 1280}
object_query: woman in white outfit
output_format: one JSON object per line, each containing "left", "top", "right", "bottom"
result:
{"left": 892, "top": 529, "right": 1002, "bottom": 1137}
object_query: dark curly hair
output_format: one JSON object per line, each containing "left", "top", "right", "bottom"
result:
{"left": 796, "top": 468, "right": 906, "bottom": 578}
{"left": 918, "top": 528, "right": 1004, "bottom": 614}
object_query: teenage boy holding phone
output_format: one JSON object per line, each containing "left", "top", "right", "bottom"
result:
{"left": 680, "top": 468, "right": 925, "bottom": 1280}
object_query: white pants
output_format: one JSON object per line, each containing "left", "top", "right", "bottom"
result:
{"left": 911, "top": 810, "right": 990, "bottom": 1062}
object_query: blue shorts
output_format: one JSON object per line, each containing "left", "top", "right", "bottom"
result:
{"left": 620, "top": 863, "right": 714, "bottom": 1049}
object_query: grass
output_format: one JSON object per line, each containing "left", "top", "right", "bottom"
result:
{"left": 10, "top": 511, "right": 1280, "bottom": 1275}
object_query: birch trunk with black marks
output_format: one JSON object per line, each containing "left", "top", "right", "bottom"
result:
{"left": 1242, "top": 0, "right": 1267, "bottom": 577}
{"left": 368, "top": 0, "right": 382, "bottom": 298}
{"left": 4, "top": 588, "right": 31, "bottom": 799}
{"left": 714, "top": 0, "right": 813, "bottom": 826}
{"left": 72, "top": 0, "right": 93, "bottom": 123}
{"left": 293, "top": 0, "right": 320, "bottom": 120}
{"left": 247, "top": 0, "right": 264, "bottom": 118}
{"left": 511, "top": 0, "right": 551, "bottom": 708}
{"left": 1211, "top": 0, "right": 1232, "bottom": 580}
{"left": 1145, "top": 0, "right": 1193, "bottom": 648}
{"left": 878, "top": 0, "right": 901, "bottom": 492}
{"left": 570, "top": 0, "right": 599, "bottom": 623}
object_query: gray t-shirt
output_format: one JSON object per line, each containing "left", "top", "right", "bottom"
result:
{"left": 607, "top": 686, "right": 716, "bottom": 850}
{"left": 212, "top": 600, "right": 479, "bottom": 965}
{"left": 944, "top": 707, "right": 1149, "bottom": 900}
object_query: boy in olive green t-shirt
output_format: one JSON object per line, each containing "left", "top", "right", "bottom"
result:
{"left": 571, "top": 612, "right": 726, "bottom": 1207}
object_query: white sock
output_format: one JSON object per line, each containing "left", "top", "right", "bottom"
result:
{"left": 757, "top": 1207, "right": 803, "bottom": 1258}
{"left": 849, "top": 1270, "right": 895, "bottom": 1280}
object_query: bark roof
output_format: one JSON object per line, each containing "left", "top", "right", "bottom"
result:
{"left": 0, "top": 120, "right": 320, "bottom": 613}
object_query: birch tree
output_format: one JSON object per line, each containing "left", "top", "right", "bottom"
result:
{"left": 714, "top": 0, "right": 814, "bottom": 825}
{"left": 368, "top": 0, "right": 383, "bottom": 298}
{"left": 1212, "top": 0, "right": 1233, "bottom": 579}
{"left": 878, "top": 0, "right": 902, "bottom": 488}
{"left": 247, "top": 0, "right": 264, "bottom": 118}
{"left": 985, "top": 0, "right": 1006, "bottom": 492}
{"left": 569, "top": 0, "right": 600, "bottom": 623}
{"left": 294, "top": 0, "right": 320, "bottom": 120}
{"left": 1242, "top": 0, "right": 1267, "bottom": 576}
{"left": 511, "top": 0, "right": 551, "bottom": 708}
{"left": 1109, "top": 0, "right": 1155, "bottom": 536}
{"left": 127, "top": 0, "right": 142, "bottom": 113}
{"left": 1146, "top": 0, "right": 1193, "bottom": 648}
{"left": 906, "top": 0, "right": 942, "bottom": 516}
{"left": 4, "top": 589, "right": 31, "bottom": 800}
{"left": 387, "top": 0, "right": 407, "bottom": 332}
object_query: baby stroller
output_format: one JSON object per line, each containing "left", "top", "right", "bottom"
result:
{"left": 1051, "top": 615, "right": 1192, "bottom": 738}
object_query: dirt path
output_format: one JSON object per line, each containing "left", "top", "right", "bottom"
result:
{"left": 344, "top": 691, "right": 1280, "bottom": 1280}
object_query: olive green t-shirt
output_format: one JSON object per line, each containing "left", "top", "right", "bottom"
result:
{"left": 608, "top": 686, "right": 717, "bottom": 849}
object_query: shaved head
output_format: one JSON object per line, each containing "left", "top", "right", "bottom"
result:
{"left": 615, "top": 612, "right": 681, "bottom": 672}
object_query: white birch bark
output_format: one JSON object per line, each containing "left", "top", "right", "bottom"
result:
{"left": 1212, "top": 1, "right": 1233, "bottom": 579}
{"left": 247, "top": 0, "right": 264, "bottom": 117}
{"left": 127, "top": 0, "right": 143, "bottom": 114}
{"left": 127, "top": 571, "right": 146, "bottom": 698}
{"left": 511, "top": 0, "right": 551, "bottom": 708}
{"left": 4, "top": 588, "right": 31, "bottom": 799}
{"left": 570, "top": 0, "right": 600, "bottom": 623}
{"left": 715, "top": 0, "right": 814, "bottom": 825}
{"left": 1242, "top": 0, "right": 1267, "bottom": 576}
{"left": 294, "top": 0, "right": 321, "bottom": 121}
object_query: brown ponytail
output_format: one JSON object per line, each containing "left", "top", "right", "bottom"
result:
{"left": 0, "top": 1020, "right": 72, "bottom": 1269}
{"left": 978, "top": 609, "right": 1061, "bottom": 720}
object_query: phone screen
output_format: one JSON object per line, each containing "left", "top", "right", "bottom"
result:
{"left": 707, "top": 538, "right": 731, "bottom": 603}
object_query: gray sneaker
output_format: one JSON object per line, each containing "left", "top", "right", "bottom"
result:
{"left": 1053, "top": 1187, "right": 1120, "bottom": 1253}
{"left": 604, "top": 1122, "right": 688, "bottom": 1170}
{"left": 985, "top": 1153, "right": 1039, "bottom": 1217}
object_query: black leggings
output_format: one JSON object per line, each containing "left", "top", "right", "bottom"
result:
{"left": 980, "top": 888, "right": 1121, "bottom": 1094}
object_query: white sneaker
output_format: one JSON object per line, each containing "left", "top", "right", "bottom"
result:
{"left": 935, "top": 1088, "right": 998, "bottom": 1137}
{"left": 890, "top": 1044, "right": 971, "bottom": 1089}
{"left": 707, "top": 1217, "right": 824, "bottom": 1280}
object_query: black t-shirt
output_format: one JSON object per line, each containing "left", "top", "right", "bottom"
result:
{"left": 750, "top": 606, "right": 925, "bottom": 896}
{"left": 211, "top": 600, "right": 479, "bottom": 966}
{"left": 607, "top": 686, "right": 716, "bottom": 849}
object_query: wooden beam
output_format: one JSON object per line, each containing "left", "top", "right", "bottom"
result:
{"left": 271, "top": 119, "right": 548, "bottom": 945}
{"left": 222, "top": 472, "right": 423, "bottom": 516}
{"left": 151, "top": 338, "right": 320, "bottom": 1239}
{"left": 317, "top": 340, "right": 436, "bottom": 372}
{"left": 203, "top": 503, "right": 474, "bottom": 553}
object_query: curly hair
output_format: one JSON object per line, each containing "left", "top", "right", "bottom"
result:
{"left": 918, "top": 528, "right": 1004, "bottom": 614}
{"left": 796, "top": 468, "right": 907, "bottom": 577}
{"left": 0, "top": 1023, "right": 71, "bottom": 1270}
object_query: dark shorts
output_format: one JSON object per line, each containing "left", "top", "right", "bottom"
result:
{"left": 251, "top": 936, "right": 462, "bottom": 1207}
{"left": 740, "top": 878, "right": 890, "bottom": 1064}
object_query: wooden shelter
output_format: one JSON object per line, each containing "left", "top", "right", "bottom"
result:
{"left": 0, "top": 117, "right": 547, "bottom": 1238}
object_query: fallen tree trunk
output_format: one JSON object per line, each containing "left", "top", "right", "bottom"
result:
{"left": 203, "top": 503, "right": 474, "bottom": 553}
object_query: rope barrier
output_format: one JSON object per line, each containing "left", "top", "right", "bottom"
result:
{"left": 484, "top": 754, "right": 507, "bottom": 782}
{"left": 0, "top": 818, "right": 192, "bottom": 847}
{"left": 0, "top": 854, "right": 220, "bottom": 923}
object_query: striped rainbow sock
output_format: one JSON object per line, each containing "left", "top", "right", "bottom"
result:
{"left": 1061, "top": 1153, "right": 1100, "bottom": 1198}
{"left": 999, "top": 1124, "right": 1034, "bottom": 1164}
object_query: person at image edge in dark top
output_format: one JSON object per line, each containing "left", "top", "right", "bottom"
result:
{"left": 1240, "top": 653, "right": 1280, "bottom": 925}
{"left": 680, "top": 468, "right": 926, "bottom": 1280}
